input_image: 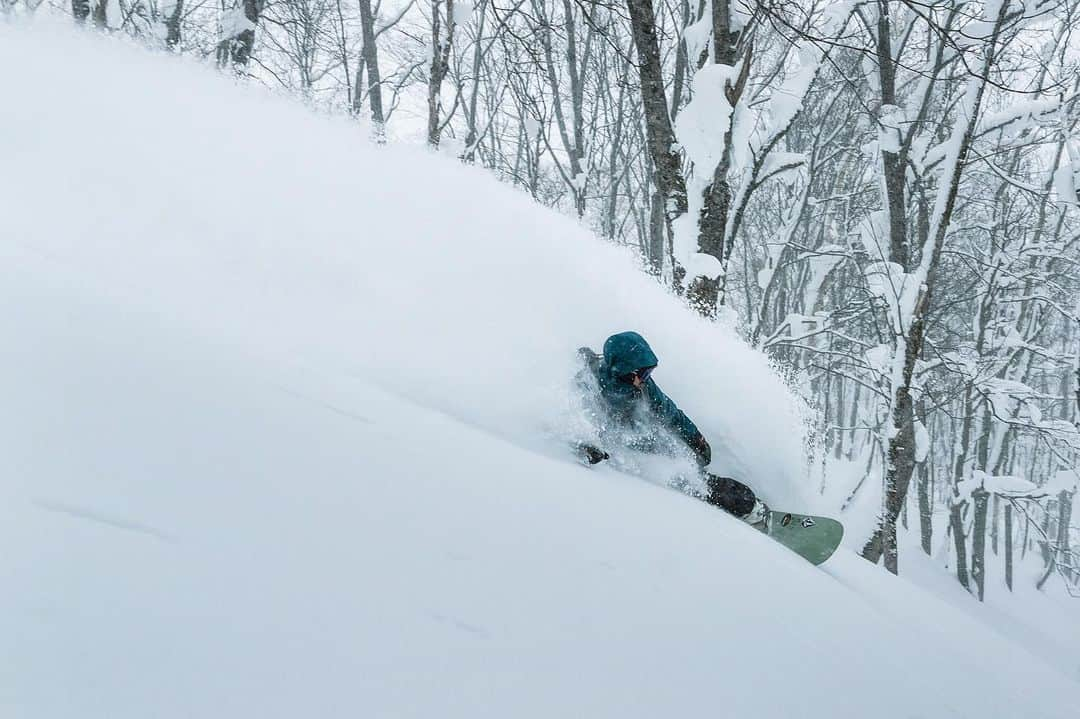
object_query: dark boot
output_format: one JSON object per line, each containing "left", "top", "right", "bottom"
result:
{"left": 704, "top": 474, "right": 757, "bottom": 517}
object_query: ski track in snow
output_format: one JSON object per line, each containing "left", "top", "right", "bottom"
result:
{"left": 33, "top": 499, "right": 175, "bottom": 543}
{"left": 269, "top": 383, "right": 375, "bottom": 425}
{"left": 427, "top": 611, "right": 492, "bottom": 639}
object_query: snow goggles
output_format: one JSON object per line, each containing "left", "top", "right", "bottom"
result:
{"left": 619, "top": 365, "right": 655, "bottom": 384}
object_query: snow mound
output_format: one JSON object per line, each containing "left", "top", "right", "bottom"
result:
{"left": 1, "top": 18, "right": 806, "bottom": 506}
{"left": 1, "top": 20, "right": 1077, "bottom": 718}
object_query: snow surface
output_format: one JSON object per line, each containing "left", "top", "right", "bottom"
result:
{"left": 1, "top": 20, "right": 1078, "bottom": 718}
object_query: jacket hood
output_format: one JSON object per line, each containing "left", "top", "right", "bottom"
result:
{"left": 602, "top": 332, "right": 659, "bottom": 379}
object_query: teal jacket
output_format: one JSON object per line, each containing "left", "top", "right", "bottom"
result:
{"left": 579, "top": 332, "right": 701, "bottom": 451}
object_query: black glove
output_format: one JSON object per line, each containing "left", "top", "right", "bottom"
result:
{"left": 690, "top": 433, "right": 711, "bottom": 467}
{"left": 578, "top": 444, "right": 610, "bottom": 465}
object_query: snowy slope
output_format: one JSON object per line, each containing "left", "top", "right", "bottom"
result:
{"left": 1, "top": 20, "right": 1077, "bottom": 718}
{"left": 0, "top": 19, "right": 808, "bottom": 509}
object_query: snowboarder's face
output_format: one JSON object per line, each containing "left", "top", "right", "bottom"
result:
{"left": 619, "top": 366, "right": 655, "bottom": 389}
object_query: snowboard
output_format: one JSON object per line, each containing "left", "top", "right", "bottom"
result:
{"left": 763, "top": 511, "right": 843, "bottom": 565}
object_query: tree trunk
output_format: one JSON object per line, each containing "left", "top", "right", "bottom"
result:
{"left": 687, "top": 0, "right": 749, "bottom": 316}
{"left": 164, "top": 0, "right": 184, "bottom": 49}
{"left": 72, "top": 0, "right": 90, "bottom": 23}
{"left": 876, "top": 1, "right": 908, "bottom": 262}
{"left": 562, "top": 0, "right": 588, "bottom": 216}
{"left": 971, "top": 488, "right": 990, "bottom": 601}
{"left": 861, "top": 311, "right": 925, "bottom": 574}
{"left": 625, "top": 0, "right": 687, "bottom": 232}
{"left": 687, "top": 166, "right": 732, "bottom": 316}
{"left": 356, "top": 0, "right": 385, "bottom": 132}
{"left": 950, "top": 500, "right": 971, "bottom": 592}
{"left": 217, "top": 0, "right": 263, "bottom": 68}
{"left": 461, "top": 0, "right": 488, "bottom": 160}
{"left": 1075, "top": 350, "right": 1080, "bottom": 418}
{"left": 1057, "top": 490, "right": 1074, "bottom": 583}
{"left": 670, "top": 0, "right": 691, "bottom": 115}
{"left": 1004, "top": 501, "right": 1014, "bottom": 591}
{"left": 92, "top": 0, "right": 107, "bottom": 27}
{"left": 918, "top": 459, "right": 933, "bottom": 555}
{"left": 1045, "top": 483, "right": 1080, "bottom": 587}
{"left": 603, "top": 61, "right": 629, "bottom": 240}
{"left": 1037, "top": 502, "right": 1055, "bottom": 589}
{"left": 858, "top": 2, "right": 913, "bottom": 569}
{"left": 648, "top": 191, "right": 665, "bottom": 276}
{"left": 991, "top": 493, "right": 1000, "bottom": 556}
{"left": 427, "top": 0, "right": 455, "bottom": 147}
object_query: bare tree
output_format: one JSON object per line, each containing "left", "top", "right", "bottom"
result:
{"left": 427, "top": 0, "right": 455, "bottom": 146}
{"left": 355, "top": 0, "right": 386, "bottom": 130}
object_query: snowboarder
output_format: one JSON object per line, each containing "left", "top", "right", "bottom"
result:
{"left": 575, "top": 331, "right": 769, "bottom": 528}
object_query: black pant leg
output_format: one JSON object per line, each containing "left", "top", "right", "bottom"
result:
{"left": 704, "top": 474, "right": 756, "bottom": 517}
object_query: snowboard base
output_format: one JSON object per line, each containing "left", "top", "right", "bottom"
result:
{"left": 764, "top": 511, "right": 843, "bottom": 565}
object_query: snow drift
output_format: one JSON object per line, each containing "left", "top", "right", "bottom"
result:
{"left": 0, "top": 18, "right": 809, "bottom": 506}
{"left": 1, "top": 19, "right": 1077, "bottom": 718}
